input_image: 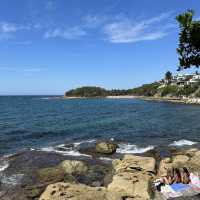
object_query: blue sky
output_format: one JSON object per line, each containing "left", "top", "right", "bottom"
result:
{"left": 0, "top": 0, "right": 200, "bottom": 95}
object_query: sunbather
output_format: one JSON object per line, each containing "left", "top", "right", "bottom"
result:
{"left": 161, "top": 168, "right": 181, "bottom": 185}
{"left": 181, "top": 167, "right": 190, "bottom": 184}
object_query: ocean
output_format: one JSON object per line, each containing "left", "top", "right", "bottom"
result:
{"left": 0, "top": 96, "right": 200, "bottom": 158}
{"left": 1, "top": 96, "right": 200, "bottom": 190}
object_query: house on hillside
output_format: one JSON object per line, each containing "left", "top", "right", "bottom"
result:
{"left": 169, "top": 73, "right": 200, "bottom": 86}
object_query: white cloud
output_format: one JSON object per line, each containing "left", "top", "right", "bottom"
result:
{"left": 44, "top": 26, "right": 86, "bottom": 39}
{"left": 103, "top": 13, "right": 174, "bottom": 43}
{"left": 13, "top": 41, "right": 32, "bottom": 45}
{"left": 0, "top": 22, "right": 30, "bottom": 41}
{"left": 0, "top": 66, "right": 42, "bottom": 73}
{"left": 83, "top": 15, "right": 108, "bottom": 28}
{"left": 44, "top": 0, "right": 54, "bottom": 11}
{"left": 195, "top": 16, "right": 200, "bottom": 21}
{"left": 0, "top": 22, "right": 30, "bottom": 33}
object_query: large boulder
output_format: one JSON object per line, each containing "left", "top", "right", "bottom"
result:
{"left": 158, "top": 157, "right": 173, "bottom": 177}
{"left": 39, "top": 182, "right": 122, "bottom": 200}
{"left": 59, "top": 160, "right": 88, "bottom": 175}
{"left": 173, "top": 154, "right": 189, "bottom": 163}
{"left": 108, "top": 155, "right": 155, "bottom": 200}
{"left": 113, "top": 154, "right": 156, "bottom": 173}
{"left": 95, "top": 141, "right": 118, "bottom": 154}
{"left": 37, "top": 166, "right": 66, "bottom": 183}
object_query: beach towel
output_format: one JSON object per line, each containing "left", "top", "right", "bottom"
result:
{"left": 190, "top": 173, "right": 200, "bottom": 188}
{"left": 170, "top": 183, "right": 191, "bottom": 192}
{"left": 160, "top": 185, "right": 182, "bottom": 199}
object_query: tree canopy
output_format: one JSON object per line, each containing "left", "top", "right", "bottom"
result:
{"left": 165, "top": 71, "right": 173, "bottom": 82}
{"left": 176, "top": 10, "right": 200, "bottom": 70}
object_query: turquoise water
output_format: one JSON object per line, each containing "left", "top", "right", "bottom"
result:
{"left": 1, "top": 96, "right": 200, "bottom": 156}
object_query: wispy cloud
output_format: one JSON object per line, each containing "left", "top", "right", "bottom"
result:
{"left": 13, "top": 41, "right": 32, "bottom": 45}
{"left": 0, "top": 22, "right": 30, "bottom": 41}
{"left": 103, "top": 12, "right": 174, "bottom": 43}
{"left": 194, "top": 16, "right": 200, "bottom": 21}
{"left": 44, "top": 0, "right": 55, "bottom": 11}
{"left": 0, "top": 22, "right": 30, "bottom": 33}
{"left": 44, "top": 26, "right": 86, "bottom": 40}
{"left": 83, "top": 15, "right": 108, "bottom": 28}
{"left": 0, "top": 66, "right": 42, "bottom": 73}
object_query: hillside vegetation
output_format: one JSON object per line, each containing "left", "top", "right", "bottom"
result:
{"left": 64, "top": 83, "right": 200, "bottom": 98}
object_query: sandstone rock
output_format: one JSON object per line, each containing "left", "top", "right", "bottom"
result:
{"left": 39, "top": 182, "right": 122, "bottom": 200}
{"left": 185, "top": 148, "right": 199, "bottom": 156}
{"left": 37, "top": 166, "right": 65, "bottom": 183}
{"left": 173, "top": 155, "right": 189, "bottom": 163}
{"left": 113, "top": 154, "right": 156, "bottom": 173}
{"left": 95, "top": 141, "right": 118, "bottom": 154}
{"left": 59, "top": 160, "right": 88, "bottom": 175}
{"left": 108, "top": 155, "right": 155, "bottom": 200}
{"left": 190, "top": 155, "right": 200, "bottom": 166}
{"left": 108, "top": 172, "right": 152, "bottom": 199}
{"left": 158, "top": 157, "right": 173, "bottom": 177}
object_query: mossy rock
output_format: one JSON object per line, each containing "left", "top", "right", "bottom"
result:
{"left": 37, "top": 166, "right": 65, "bottom": 183}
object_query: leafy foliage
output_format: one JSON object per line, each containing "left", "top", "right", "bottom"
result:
{"left": 131, "top": 82, "right": 161, "bottom": 96}
{"left": 160, "top": 85, "right": 179, "bottom": 97}
{"left": 176, "top": 10, "right": 200, "bottom": 70}
{"left": 65, "top": 86, "right": 107, "bottom": 97}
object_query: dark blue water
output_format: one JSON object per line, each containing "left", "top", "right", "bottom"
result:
{"left": 1, "top": 96, "right": 200, "bottom": 156}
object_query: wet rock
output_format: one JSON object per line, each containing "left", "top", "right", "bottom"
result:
{"left": 59, "top": 160, "right": 88, "bottom": 175}
{"left": 37, "top": 166, "right": 65, "bottom": 184}
{"left": 25, "top": 185, "right": 45, "bottom": 198}
{"left": 95, "top": 141, "right": 118, "bottom": 154}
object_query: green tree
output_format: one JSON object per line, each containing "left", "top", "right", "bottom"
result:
{"left": 165, "top": 71, "right": 173, "bottom": 84}
{"left": 176, "top": 10, "right": 200, "bottom": 70}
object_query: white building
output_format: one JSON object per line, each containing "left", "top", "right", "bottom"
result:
{"left": 171, "top": 73, "right": 200, "bottom": 86}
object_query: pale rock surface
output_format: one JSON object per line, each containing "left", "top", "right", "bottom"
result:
{"left": 108, "top": 155, "right": 155, "bottom": 200}
{"left": 39, "top": 182, "right": 122, "bottom": 200}
{"left": 59, "top": 160, "right": 88, "bottom": 174}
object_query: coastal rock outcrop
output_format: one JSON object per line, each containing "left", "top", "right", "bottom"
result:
{"left": 159, "top": 149, "right": 200, "bottom": 176}
{"left": 95, "top": 141, "right": 118, "bottom": 154}
{"left": 39, "top": 154, "right": 156, "bottom": 200}
{"left": 39, "top": 182, "right": 122, "bottom": 200}
{"left": 37, "top": 160, "right": 88, "bottom": 184}
{"left": 59, "top": 160, "right": 88, "bottom": 175}
{"left": 108, "top": 155, "right": 156, "bottom": 200}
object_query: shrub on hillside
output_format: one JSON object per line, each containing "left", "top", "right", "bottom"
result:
{"left": 131, "top": 82, "right": 161, "bottom": 96}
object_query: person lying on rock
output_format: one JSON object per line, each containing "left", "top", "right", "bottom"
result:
{"left": 161, "top": 168, "right": 181, "bottom": 185}
{"left": 156, "top": 167, "right": 190, "bottom": 191}
{"left": 181, "top": 167, "right": 190, "bottom": 184}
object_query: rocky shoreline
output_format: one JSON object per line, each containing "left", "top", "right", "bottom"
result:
{"left": 134, "top": 96, "right": 200, "bottom": 105}
{"left": 1, "top": 142, "right": 200, "bottom": 200}
{"left": 62, "top": 95, "right": 200, "bottom": 105}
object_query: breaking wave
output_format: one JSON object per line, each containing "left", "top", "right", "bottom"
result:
{"left": 117, "top": 143, "right": 154, "bottom": 154}
{"left": 169, "top": 139, "right": 197, "bottom": 147}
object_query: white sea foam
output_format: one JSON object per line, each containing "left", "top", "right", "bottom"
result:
{"left": 117, "top": 143, "right": 154, "bottom": 154}
{"left": 0, "top": 174, "right": 24, "bottom": 185}
{"left": 40, "top": 146, "right": 92, "bottom": 158}
{"left": 73, "top": 139, "right": 96, "bottom": 147}
{"left": 169, "top": 139, "right": 197, "bottom": 147}
{"left": 99, "top": 157, "right": 113, "bottom": 162}
{"left": 0, "top": 160, "right": 9, "bottom": 172}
